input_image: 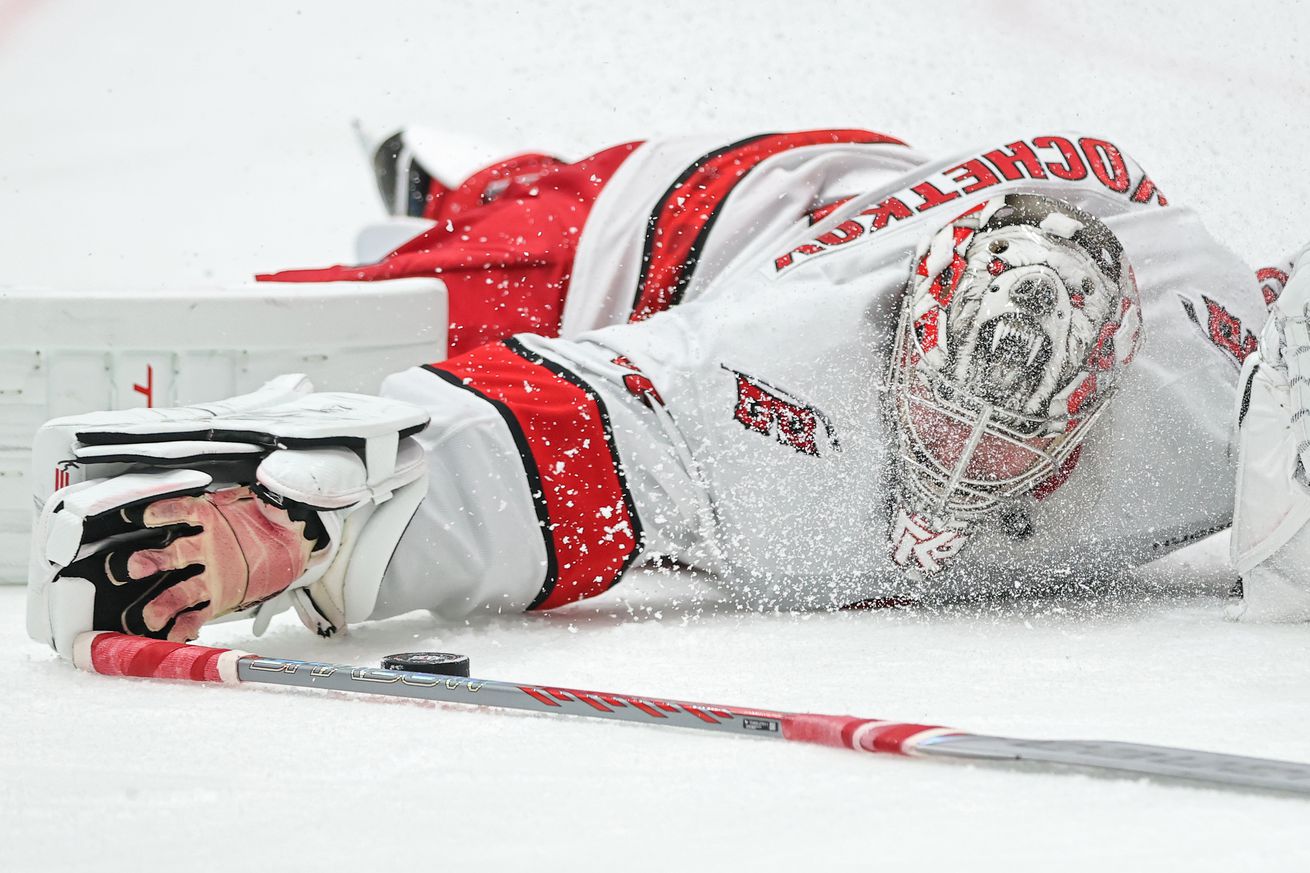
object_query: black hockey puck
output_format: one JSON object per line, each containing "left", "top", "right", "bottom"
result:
{"left": 381, "top": 651, "right": 471, "bottom": 677}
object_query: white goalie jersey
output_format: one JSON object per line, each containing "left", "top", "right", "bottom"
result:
{"left": 370, "top": 130, "right": 1266, "bottom": 620}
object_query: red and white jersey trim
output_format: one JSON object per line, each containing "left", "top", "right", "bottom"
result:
{"left": 424, "top": 337, "right": 643, "bottom": 610}
{"left": 560, "top": 131, "right": 926, "bottom": 337}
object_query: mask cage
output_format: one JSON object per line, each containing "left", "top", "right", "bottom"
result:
{"left": 888, "top": 304, "right": 1111, "bottom": 519}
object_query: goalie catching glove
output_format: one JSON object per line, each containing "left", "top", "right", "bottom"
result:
{"left": 1231, "top": 244, "right": 1310, "bottom": 621}
{"left": 27, "top": 375, "right": 430, "bottom": 657}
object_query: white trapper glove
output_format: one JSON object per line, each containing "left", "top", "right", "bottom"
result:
{"left": 1230, "top": 245, "right": 1310, "bottom": 621}
{"left": 27, "top": 376, "right": 430, "bottom": 657}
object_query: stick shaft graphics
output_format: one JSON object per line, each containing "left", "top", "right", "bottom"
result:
{"left": 72, "top": 632, "right": 1310, "bottom": 796}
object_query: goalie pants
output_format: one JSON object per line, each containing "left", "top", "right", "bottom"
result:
{"left": 374, "top": 334, "right": 706, "bottom": 620}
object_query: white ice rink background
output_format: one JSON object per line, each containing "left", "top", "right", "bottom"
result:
{"left": 2, "top": 2, "right": 1309, "bottom": 870}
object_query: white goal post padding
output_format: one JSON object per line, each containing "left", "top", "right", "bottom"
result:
{"left": 0, "top": 279, "right": 447, "bottom": 584}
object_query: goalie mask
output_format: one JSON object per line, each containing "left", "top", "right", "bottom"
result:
{"left": 887, "top": 194, "right": 1142, "bottom": 574}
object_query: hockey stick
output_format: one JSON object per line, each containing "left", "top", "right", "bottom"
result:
{"left": 73, "top": 631, "right": 1310, "bottom": 797}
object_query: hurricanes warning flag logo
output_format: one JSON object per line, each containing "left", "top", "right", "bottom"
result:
{"left": 726, "top": 366, "right": 838, "bottom": 457}
{"left": 1177, "top": 293, "right": 1257, "bottom": 367}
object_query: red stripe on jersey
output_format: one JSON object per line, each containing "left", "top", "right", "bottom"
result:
{"left": 425, "top": 338, "right": 643, "bottom": 610}
{"left": 806, "top": 196, "right": 855, "bottom": 225}
{"left": 629, "top": 129, "right": 907, "bottom": 323}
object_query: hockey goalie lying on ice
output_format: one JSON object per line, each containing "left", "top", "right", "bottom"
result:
{"left": 24, "top": 127, "right": 1310, "bottom": 657}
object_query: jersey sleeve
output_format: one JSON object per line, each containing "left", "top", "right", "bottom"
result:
{"left": 559, "top": 129, "right": 928, "bottom": 337}
{"left": 369, "top": 335, "right": 708, "bottom": 620}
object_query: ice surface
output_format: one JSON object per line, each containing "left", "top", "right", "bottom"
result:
{"left": 2, "top": 1, "right": 1310, "bottom": 870}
